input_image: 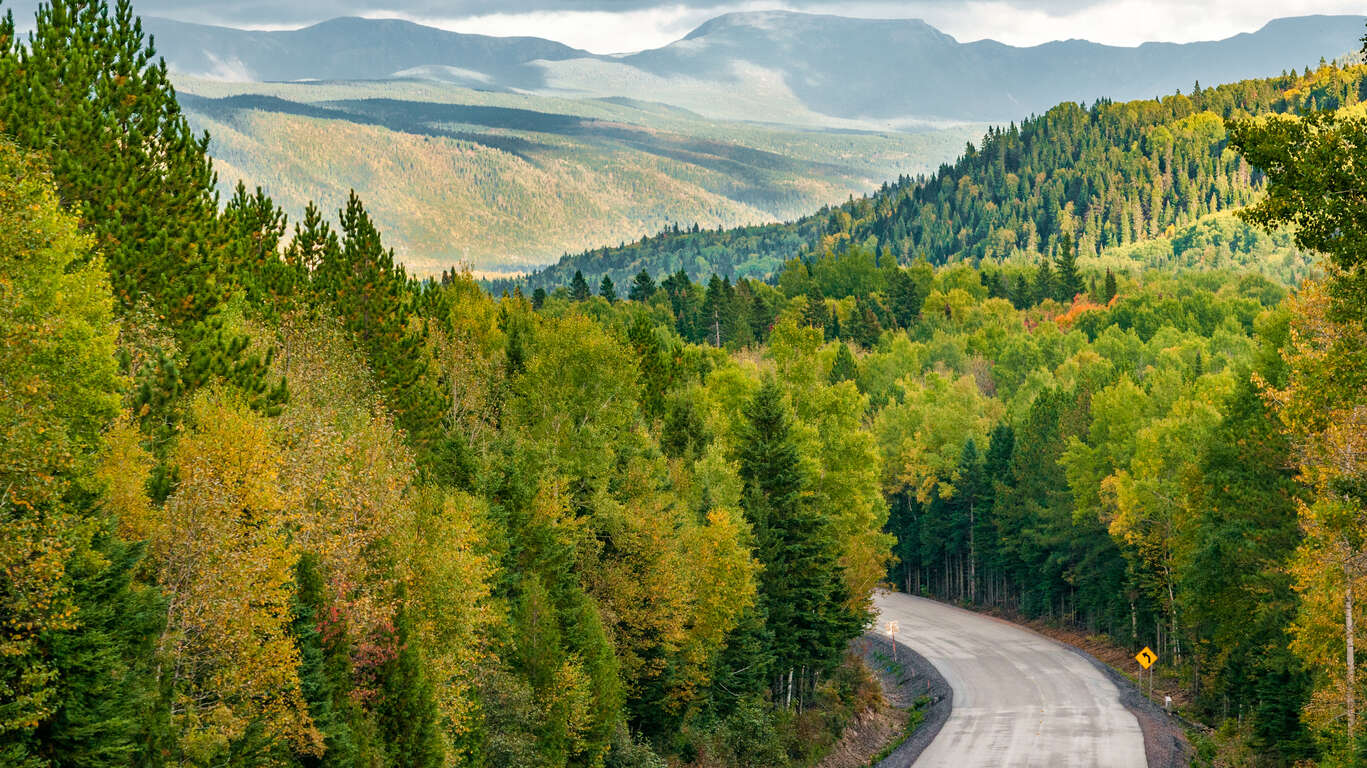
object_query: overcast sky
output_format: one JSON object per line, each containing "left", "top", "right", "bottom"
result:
{"left": 8, "top": 0, "right": 1366, "bottom": 53}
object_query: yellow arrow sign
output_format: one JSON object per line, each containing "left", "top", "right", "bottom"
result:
{"left": 1135, "top": 646, "right": 1157, "bottom": 670}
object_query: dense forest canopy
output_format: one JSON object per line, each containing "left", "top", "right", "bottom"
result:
{"left": 4, "top": 2, "right": 1367, "bottom": 768}
{"left": 495, "top": 62, "right": 1366, "bottom": 295}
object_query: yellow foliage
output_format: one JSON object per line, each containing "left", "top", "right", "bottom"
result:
{"left": 155, "top": 390, "right": 320, "bottom": 759}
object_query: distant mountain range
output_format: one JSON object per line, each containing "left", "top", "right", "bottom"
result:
{"left": 147, "top": 12, "right": 1366, "bottom": 126}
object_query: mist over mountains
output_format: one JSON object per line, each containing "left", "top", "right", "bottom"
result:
{"left": 148, "top": 11, "right": 1365, "bottom": 126}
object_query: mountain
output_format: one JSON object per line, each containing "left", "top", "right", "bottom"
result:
{"left": 149, "top": 12, "right": 1366, "bottom": 126}
{"left": 148, "top": 12, "right": 1364, "bottom": 274}
{"left": 175, "top": 77, "right": 979, "bottom": 275}
{"left": 496, "top": 63, "right": 1365, "bottom": 293}
{"left": 145, "top": 16, "right": 592, "bottom": 88}
{"left": 599, "top": 12, "right": 1366, "bottom": 122}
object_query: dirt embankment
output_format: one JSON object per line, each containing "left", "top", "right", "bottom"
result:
{"left": 815, "top": 634, "right": 951, "bottom": 768}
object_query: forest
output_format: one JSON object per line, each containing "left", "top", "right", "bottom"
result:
{"left": 4, "top": 1, "right": 1367, "bottom": 768}
{"left": 501, "top": 61, "right": 1367, "bottom": 294}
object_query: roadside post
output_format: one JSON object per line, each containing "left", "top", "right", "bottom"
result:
{"left": 886, "top": 620, "right": 900, "bottom": 662}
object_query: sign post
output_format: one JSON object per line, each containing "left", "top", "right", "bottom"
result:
{"left": 886, "top": 620, "right": 900, "bottom": 662}
{"left": 1135, "top": 646, "right": 1157, "bottom": 699}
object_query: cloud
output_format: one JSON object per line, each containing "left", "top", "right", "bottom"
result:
{"left": 5, "top": 0, "right": 1364, "bottom": 53}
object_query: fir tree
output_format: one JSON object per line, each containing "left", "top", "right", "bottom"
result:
{"left": 628, "top": 270, "right": 657, "bottom": 302}
{"left": 599, "top": 276, "right": 617, "bottom": 303}
{"left": 1103, "top": 269, "right": 1118, "bottom": 303}
{"left": 570, "top": 270, "right": 591, "bottom": 302}
{"left": 1054, "top": 233, "right": 1084, "bottom": 303}
{"left": 829, "top": 343, "right": 857, "bottom": 384}
{"left": 736, "top": 381, "right": 858, "bottom": 706}
{"left": 532, "top": 287, "right": 547, "bottom": 310}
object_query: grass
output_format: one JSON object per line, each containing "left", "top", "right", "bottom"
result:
{"left": 865, "top": 695, "right": 933, "bottom": 766}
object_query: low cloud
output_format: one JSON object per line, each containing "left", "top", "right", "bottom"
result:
{"left": 5, "top": 0, "right": 1364, "bottom": 53}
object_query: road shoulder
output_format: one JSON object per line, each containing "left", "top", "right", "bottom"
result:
{"left": 857, "top": 634, "right": 952, "bottom": 768}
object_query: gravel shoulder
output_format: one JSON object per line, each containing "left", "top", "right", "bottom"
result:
{"left": 857, "top": 634, "right": 952, "bottom": 768}
{"left": 1068, "top": 650, "right": 1192, "bottom": 768}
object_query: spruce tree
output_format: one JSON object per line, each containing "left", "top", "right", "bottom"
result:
{"left": 736, "top": 381, "right": 858, "bottom": 705}
{"left": 628, "top": 270, "right": 656, "bottom": 302}
{"left": 532, "top": 287, "right": 547, "bottom": 310}
{"left": 570, "top": 270, "right": 591, "bottom": 302}
{"left": 829, "top": 343, "right": 857, "bottom": 384}
{"left": 1103, "top": 268, "right": 1118, "bottom": 303}
{"left": 1053, "top": 233, "right": 1084, "bottom": 303}
{"left": 599, "top": 276, "right": 617, "bottom": 303}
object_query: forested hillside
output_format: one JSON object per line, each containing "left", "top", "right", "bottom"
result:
{"left": 6, "top": 1, "right": 1367, "bottom": 768}
{"left": 505, "top": 63, "right": 1366, "bottom": 293}
{"left": 0, "top": 3, "right": 890, "bottom": 767}
{"left": 172, "top": 77, "right": 975, "bottom": 275}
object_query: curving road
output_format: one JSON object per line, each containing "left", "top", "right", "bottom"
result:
{"left": 874, "top": 591, "right": 1146, "bottom": 768}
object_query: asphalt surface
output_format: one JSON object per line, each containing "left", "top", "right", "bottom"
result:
{"left": 873, "top": 591, "right": 1147, "bottom": 768}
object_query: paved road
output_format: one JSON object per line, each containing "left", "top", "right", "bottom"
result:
{"left": 874, "top": 591, "right": 1146, "bottom": 768}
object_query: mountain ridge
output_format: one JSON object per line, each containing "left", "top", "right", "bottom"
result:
{"left": 147, "top": 12, "right": 1365, "bottom": 126}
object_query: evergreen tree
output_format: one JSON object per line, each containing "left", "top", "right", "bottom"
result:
{"left": 702, "top": 274, "right": 728, "bottom": 347}
{"left": 1054, "top": 233, "right": 1084, "bottom": 303}
{"left": 570, "top": 270, "right": 591, "bottom": 302}
{"left": 1010, "top": 273, "right": 1032, "bottom": 309}
{"left": 802, "top": 284, "right": 828, "bottom": 330}
{"left": 532, "top": 287, "right": 547, "bottom": 310}
{"left": 1033, "top": 259, "right": 1055, "bottom": 304}
{"left": 886, "top": 266, "right": 926, "bottom": 328}
{"left": 600, "top": 276, "right": 617, "bottom": 303}
{"left": 0, "top": 141, "right": 165, "bottom": 768}
{"left": 222, "top": 181, "right": 298, "bottom": 309}
{"left": 374, "top": 605, "right": 444, "bottom": 768}
{"left": 736, "top": 381, "right": 858, "bottom": 706}
{"left": 0, "top": 0, "right": 224, "bottom": 327}
{"left": 285, "top": 202, "right": 340, "bottom": 277}
{"left": 848, "top": 296, "right": 883, "bottom": 349}
{"left": 1103, "top": 269, "right": 1118, "bottom": 303}
{"left": 628, "top": 271, "right": 656, "bottom": 302}
{"left": 314, "top": 192, "right": 445, "bottom": 450}
{"left": 829, "top": 343, "right": 858, "bottom": 385}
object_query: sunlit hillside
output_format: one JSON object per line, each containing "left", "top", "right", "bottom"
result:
{"left": 177, "top": 78, "right": 980, "bottom": 275}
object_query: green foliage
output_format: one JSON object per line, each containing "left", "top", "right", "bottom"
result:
{"left": 0, "top": 0, "right": 224, "bottom": 327}
{"left": 507, "top": 65, "right": 1367, "bottom": 294}
{"left": 0, "top": 138, "right": 164, "bottom": 768}
{"left": 737, "top": 381, "right": 860, "bottom": 704}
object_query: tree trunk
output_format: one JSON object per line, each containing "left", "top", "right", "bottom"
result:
{"left": 1348, "top": 562, "right": 1357, "bottom": 741}
{"left": 969, "top": 503, "right": 977, "bottom": 604}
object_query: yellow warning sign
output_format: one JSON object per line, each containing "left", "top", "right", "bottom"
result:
{"left": 1135, "top": 647, "right": 1157, "bottom": 670}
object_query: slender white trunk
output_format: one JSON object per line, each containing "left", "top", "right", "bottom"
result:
{"left": 1348, "top": 564, "right": 1357, "bottom": 740}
